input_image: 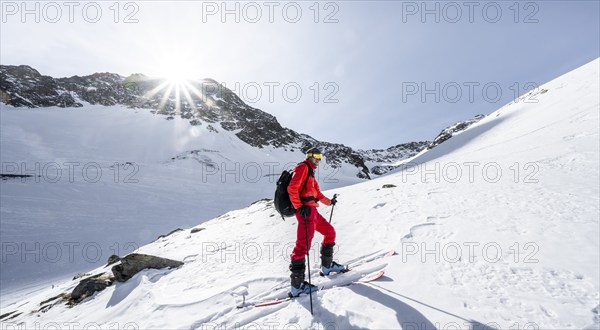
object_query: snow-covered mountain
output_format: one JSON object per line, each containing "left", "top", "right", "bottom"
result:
{"left": 1, "top": 57, "right": 598, "bottom": 329}
{"left": 0, "top": 65, "right": 430, "bottom": 178}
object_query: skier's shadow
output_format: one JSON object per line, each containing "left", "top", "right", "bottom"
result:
{"left": 348, "top": 284, "right": 437, "bottom": 329}
{"left": 306, "top": 281, "right": 495, "bottom": 330}
{"left": 363, "top": 282, "right": 498, "bottom": 330}
{"left": 302, "top": 282, "right": 435, "bottom": 329}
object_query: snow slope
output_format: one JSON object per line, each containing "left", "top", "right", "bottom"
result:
{"left": 1, "top": 58, "right": 599, "bottom": 329}
{"left": 0, "top": 104, "right": 364, "bottom": 293}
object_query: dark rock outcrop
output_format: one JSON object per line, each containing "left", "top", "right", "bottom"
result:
{"left": 107, "top": 255, "right": 121, "bottom": 266}
{"left": 111, "top": 253, "right": 183, "bottom": 282}
{"left": 0, "top": 310, "right": 21, "bottom": 321}
{"left": 155, "top": 228, "right": 184, "bottom": 241}
{"left": 70, "top": 274, "right": 113, "bottom": 304}
{"left": 190, "top": 228, "right": 205, "bottom": 234}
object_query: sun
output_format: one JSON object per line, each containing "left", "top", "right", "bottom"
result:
{"left": 155, "top": 54, "right": 197, "bottom": 84}
{"left": 161, "top": 66, "right": 193, "bottom": 84}
{"left": 142, "top": 58, "right": 211, "bottom": 117}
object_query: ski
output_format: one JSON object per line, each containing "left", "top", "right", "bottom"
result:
{"left": 320, "top": 249, "right": 396, "bottom": 277}
{"left": 238, "top": 249, "right": 396, "bottom": 308}
{"left": 345, "top": 249, "right": 396, "bottom": 269}
{"left": 254, "top": 265, "right": 387, "bottom": 308}
{"left": 267, "top": 249, "right": 396, "bottom": 293}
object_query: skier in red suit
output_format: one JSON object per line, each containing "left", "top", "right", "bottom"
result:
{"left": 287, "top": 147, "right": 345, "bottom": 296}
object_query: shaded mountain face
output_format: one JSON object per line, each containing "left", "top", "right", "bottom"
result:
{"left": 0, "top": 65, "right": 81, "bottom": 108}
{"left": 0, "top": 65, "right": 440, "bottom": 178}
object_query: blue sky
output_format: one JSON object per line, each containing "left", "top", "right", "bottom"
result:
{"left": 1, "top": 1, "right": 598, "bottom": 149}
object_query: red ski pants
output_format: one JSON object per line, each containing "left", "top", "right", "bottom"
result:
{"left": 290, "top": 206, "right": 336, "bottom": 261}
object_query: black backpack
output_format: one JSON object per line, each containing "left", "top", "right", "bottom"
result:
{"left": 274, "top": 162, "right": 313, "bottom": 219}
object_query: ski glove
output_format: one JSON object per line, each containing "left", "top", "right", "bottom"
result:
{"left": 298, "top": 205, "right": 311, "bottom": 219}
{"left": 330, "top": 196, "right": 338, "bottom": 206}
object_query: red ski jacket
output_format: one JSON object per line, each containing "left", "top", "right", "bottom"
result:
{"left": 287, "top": 160, "right": 332, "bottom": 209}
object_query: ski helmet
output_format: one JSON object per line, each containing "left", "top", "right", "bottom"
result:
{"left": 306, "top": 147, "right": 323, "bottom": 159}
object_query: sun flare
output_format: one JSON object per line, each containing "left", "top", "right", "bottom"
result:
{"left": 162, "top": 68, "right": 192, "bottom": 85}
{"left": 156, "top": 54, "right": 197, "bottom": 84}
{"left": 142, "top": 58, "right": 212, "bottom": 117}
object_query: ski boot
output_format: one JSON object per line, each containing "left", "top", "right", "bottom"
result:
{"left": 289, "top": 281, "right": 319, "bottom": 297}
{"left": 289, "top": 258, "right": 318, "bottom": 297}
{"left": 320, "top": 261, "right": 348, "bottom": 276}
{"left": 320, "top": 243, "right": 348, "bottom": 276}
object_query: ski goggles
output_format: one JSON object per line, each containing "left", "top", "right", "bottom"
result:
{"left": 307, "top": 153, "right": 323, "bottom": 159}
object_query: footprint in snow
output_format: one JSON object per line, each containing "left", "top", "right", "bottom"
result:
{"left": 426, "top": 215, "right": 450, "bottom": 222}
{"left": 373, "top": 202, "right": 387, "bottom": 209}
{"left": 426, "top": 190, "right": 447, "bottom": 198}
{"left": 402, "top": 223, "right": 436, "bottom": 240}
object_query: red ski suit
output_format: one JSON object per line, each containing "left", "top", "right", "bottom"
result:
{"left": 288, "top": 160, "right": 335, "bottom": 261}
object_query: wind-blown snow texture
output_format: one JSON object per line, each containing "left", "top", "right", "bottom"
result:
{"left": 1, "top": 59, "right": 599, "bottom": 329}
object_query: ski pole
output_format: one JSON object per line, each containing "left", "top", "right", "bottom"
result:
{"left": 328, "top": 194, "right": 338, "bottom": 224}
{"left": 304, "top": 213, "right": 314, "bottom": 315}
